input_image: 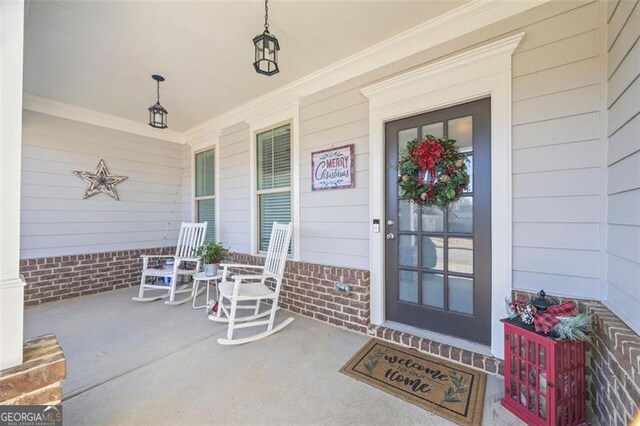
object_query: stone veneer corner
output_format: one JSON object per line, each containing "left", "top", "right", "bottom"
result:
{"left": 0, "top": 334, "right": 66, "bottom": 405}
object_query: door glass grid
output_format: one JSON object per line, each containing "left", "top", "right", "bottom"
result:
{"left": 396, "top": 117, "right": 475, "bottom": 315}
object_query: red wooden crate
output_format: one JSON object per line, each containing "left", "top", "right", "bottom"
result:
{"left": 501, "top": 319, "right": 586, "bottom": 426}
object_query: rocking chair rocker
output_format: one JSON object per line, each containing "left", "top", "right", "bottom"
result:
{"left": 209, "top": 222, "right": 293, "bottom": 345}
{"left": 132, "top": 222, "right": 207, "bottom": 305}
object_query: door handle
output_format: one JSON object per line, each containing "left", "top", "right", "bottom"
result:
{"left": 386, "top": 233, "right": 395, "bottom": 240}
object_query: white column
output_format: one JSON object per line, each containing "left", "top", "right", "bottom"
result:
{"left": 0, "top": 0, "right": 26, "bottom": 371}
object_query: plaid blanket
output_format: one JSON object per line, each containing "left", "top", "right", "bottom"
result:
{"left": 534, "top": 301, "right": 577, "bottom": 334}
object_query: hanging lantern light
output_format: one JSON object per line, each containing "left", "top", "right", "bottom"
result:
{"left": 148, "top": 74, "right": 168, "bottom": 129}
{"left": 253, "top": 0, "right": 279, "bottom": 76}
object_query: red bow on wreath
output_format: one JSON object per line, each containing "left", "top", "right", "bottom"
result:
{"left": 412, "top": 139, "right": 444, "bottom": 187}
{"left": 534, "top": 302, "right": 578, "bottom": 334}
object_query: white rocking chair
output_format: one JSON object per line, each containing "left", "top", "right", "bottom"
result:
{"left": 132, "top": 222, "right": 207, "bottom": 305}
{"left": 209, "top": 222, "right": 293, "bottom": 345}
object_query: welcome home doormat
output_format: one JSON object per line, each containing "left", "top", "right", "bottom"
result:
{"left": 340, "top": 339, "right": 486, "bottom": 426}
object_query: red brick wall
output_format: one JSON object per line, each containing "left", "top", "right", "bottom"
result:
{"left": 230, "top": 253, "right": 371, "bottom": 334}
{"left": 229, "top": 253, "right": 506, "bottom": 375}
{"left": 369, "top": 324, "right": 504, "bottom": 375}
{"left": 20, "top": 247, "right": 173, "bottom": 306}
{"left": 513, "top": 290, "right": 640, "bottom": 425}
{"left": 22, "top": 248, "right": 504, "bottom": 376}
{"left": 26, "top": 245, "right": 640, "bottom": 417}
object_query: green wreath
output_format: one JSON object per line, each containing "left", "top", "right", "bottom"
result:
{"left": 397, "top": 136, "right": 470, "bottom": 207}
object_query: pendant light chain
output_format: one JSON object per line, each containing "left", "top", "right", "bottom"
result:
{"left": 253, "top": 0, "right": 279, "bottom": 76}
{"left": 148, "top": 74, "right": 168, "bottom": 129}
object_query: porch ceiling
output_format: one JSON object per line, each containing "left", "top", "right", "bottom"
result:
{"left": 23, "top": 0, "right": 467, "bottom": 132}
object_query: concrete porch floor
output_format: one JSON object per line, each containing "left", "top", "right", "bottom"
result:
{"left": 25, "top": 287, "right": 524, "bottom": 425}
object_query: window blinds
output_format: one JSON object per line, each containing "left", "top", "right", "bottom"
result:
{"left": 256, "top": 124, "right": 291, "bottom": 252}
{"left": 257, "top": 125, "right": 291, "bottom": 190}
{"left": 195, "top": 149, "right": 214, "bottom": 197}
{"left": 195, "top": 149, "right": 215, "bottom": 242}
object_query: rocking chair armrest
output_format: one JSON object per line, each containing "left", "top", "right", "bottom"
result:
{"left": 232, "top": 274, "right": 265, "bottom": 282}
{"left": 220, "top": 263, "right": 264, "bottom": 270}
{"left": 174, "top": 256, "right": 201, "bottom": 263}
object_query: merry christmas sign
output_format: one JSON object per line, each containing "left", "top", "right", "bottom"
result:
{"left": 311, "top": 144, "right": 355, "bottom": 191}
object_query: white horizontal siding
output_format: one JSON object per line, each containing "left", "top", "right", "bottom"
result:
{"left": 513, "top": 247, "right": 599, "bottom": 279}
{"left": 608, "top": 190, "right": 640, "bottom": 225}
{"left": 513, "top": 271, "right": 600, "bottom": 299}
{"left": 607, "top": 31, "right": 640, "bottom": 107}
{"left": 513, "top": 168, "right": 600, "bottom": 198}
{"left": 607, "top": 0, "right": 640, "bottom": 78}
{"left": 606, "top": 0, "right": 640, "bottom": 333}
{"left": 298, "top": 86, "right": 370, "bottom": 269}
{"left": 608, "top": 113, "right": 640, "bottom": 164}
{"left": 293, "top": 1, "right": 606, "bottom": 281}
{"left": 514, "top": 2, "right": 598, "bottom": 53}
{"left": 507, "top": 2, "right": 602, "bottom": 298}
{"left": 514, "top": 196, "right": 600, "bottom": 223}
{"left": 512, "top": 84, "right": 600, "bottom": 125}
{"left": 513, "top": 140, "right": 599, "bottom": 174}
{"left": 513, "top": 223, "right": 599, "bottom": 250}
{"left": 512, "top": 112, "right": 599, "bottom": 150}
{"left": 21, "top": 110, "right": 187, "bottom": 259}
{"left": 181, "top": 142, "right": 193, "bottom": 226}
{"left": 218, "top": 122, "right": 251, "bottom": 254}
{"left": 512, "top": 57, "right": 600, "bottom": 102}
{"left": 512, "top": 30, "right": 598, "bottom": 78}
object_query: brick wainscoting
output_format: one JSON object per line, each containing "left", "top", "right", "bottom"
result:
{"left": 513, "top": 290, "right": 640, "bottom": 425}
{"left": 230, "top": 253, "right": 503, "bottom": 375}
{"left": 20, "top": 247, "right": 173, "bottom": 306}
{"left": 22, "top": 249, "right": 504, "bottom": 376}
{"left": 230, "top": 253, "right": 371, "bottom": 334}
{"left": 368, "top": 325, "right": 504, "bottom": 375}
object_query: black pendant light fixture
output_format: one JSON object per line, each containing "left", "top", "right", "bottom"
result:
{"left": 148, "top": 74, "right": 168, "bottom": 129}
{"left": 253, "top": 0, "right": 279, "bottom": 76}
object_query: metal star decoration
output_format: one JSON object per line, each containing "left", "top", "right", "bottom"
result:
{"left": 73, "top": 159, "right": 128, "bottom": 201}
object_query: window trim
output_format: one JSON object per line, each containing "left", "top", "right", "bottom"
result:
{"left": 247, "top": 99, "right": 300, "bottom": 260}
{"left": 193, "top": 144, "right": 219, "bottom": 242}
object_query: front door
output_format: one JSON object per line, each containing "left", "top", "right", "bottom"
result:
{"left": 385, "top": 98, "right": 491, "bottom": 345}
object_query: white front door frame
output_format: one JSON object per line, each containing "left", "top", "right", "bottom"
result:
{"left": 362, "top": 33, "right": 524, "bottom": 359}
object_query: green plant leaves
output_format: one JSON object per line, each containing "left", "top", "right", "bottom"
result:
{"left": 193, "top": 242, "right": 230, "bottom": 264}
{"left": 442, "top": 371, "right": 467, "bottom": 404}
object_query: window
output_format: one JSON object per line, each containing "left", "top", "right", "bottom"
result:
{"left": 195, "top": 148, "right": 215, "bottom": 242}
{"left": 256, "top": 124, "right": 291, "bottom": 252}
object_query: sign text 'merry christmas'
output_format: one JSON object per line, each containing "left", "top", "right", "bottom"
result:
{"left": 311, "top": 144, "right": 355, "bottom": 191}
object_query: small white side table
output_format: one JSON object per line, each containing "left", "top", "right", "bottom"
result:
{"left": 192, "top": 271, "right": 223, "bottom": 312}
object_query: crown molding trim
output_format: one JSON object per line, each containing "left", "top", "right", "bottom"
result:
{"left": 22, "top": 0, "right": 547, "bottom": 145}
{"left": 183, "top": 0, "right": 548, "bottom": 141}
{"left": 23, "top": 94, "right": 183, "bottom": 144}
{"left": 361, "top": 32, "right": 525, "bottom": 99}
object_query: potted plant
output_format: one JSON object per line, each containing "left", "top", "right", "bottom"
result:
{"left": 194, "top": 242, "right": 229, "bottom": 276}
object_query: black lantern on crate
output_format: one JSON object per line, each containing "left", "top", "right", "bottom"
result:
{"left": 148, "top": 74, "right": 168, "bottom": 129}
{"left": 529, "top": 290, "right": 559, "bottom": 313}
{"left": 253, "top": 0, "right": 279, "bottom": 76}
